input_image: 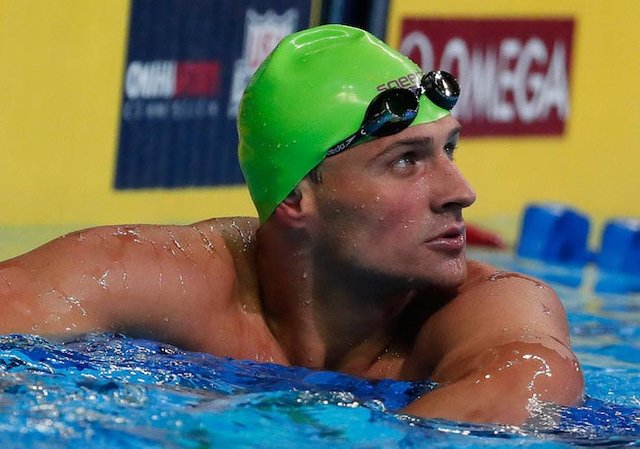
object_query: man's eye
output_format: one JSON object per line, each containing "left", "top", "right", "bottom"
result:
{"left": 391, "top": 152, "right": 417, "bottom": 171}
{"left": 444, "top": 143, "right": 457, "bottom": 160}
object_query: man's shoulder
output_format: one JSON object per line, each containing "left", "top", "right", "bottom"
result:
{"left": 461, "top": 258, "right": 553, "bottom": 297}
{"left": 461, "top": 258, "right": 495, "bottom": 289}
{"left": 192, "top": 217, "right": 259, "bottom": 244}
{"left": 457, "top": 258, "right": 562, "bottom": 317}
{"left": 61, "top": 219, "right": 256, "bottom": 261}
{"left": 190, "top": 217, "right": 260, "bottom": 264}
{"left": 405, "top": 258, "right": 569, "bottom": 377}
{"left": 57, "top": 219, "right": 258, "bottom": 300}
{"left": 91, "top": 218, "right": 262, "bottom": 351}
{"left": 190, "top": 216, "right": 262, "bottom": 298}
{"left": 435, "top": 258, "right": 568, "bottom": 349}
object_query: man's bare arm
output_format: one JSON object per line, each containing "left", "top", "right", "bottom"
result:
{"left": 0, "top": 222, "right": 240, "bottom": 348}
{"left": 402, "top": 268, "right": 584, "bottom": 425}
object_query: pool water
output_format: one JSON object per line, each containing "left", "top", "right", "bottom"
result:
{"left": 0, "top": 250, "right": 639, "bottom": 448}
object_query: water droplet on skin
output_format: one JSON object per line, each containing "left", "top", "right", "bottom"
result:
{"left": 92, "top": 270, "right": 109, "bottom": 290}
{"left": 375, "top": 196, "right": 380, "bottom": 202}
{"left": 45, "top": 313, "right": 61, "bottom": 324}
{"left": 303, "top": 298, "right": 312, "bottom": 305}
{"left": 122, "top": 270, "right": 129, "bottom": 289}
{"left": 113, "top": 226, "right": 143, "bottom": 244}
{"left": 542, "top": 303, "right": 551, "bottom": 315}
{"left": 66, "top": 295, "right": 88, "bottom": 317}
{"left": 302, "top": 272, "right": 308, "bottom": 279}
{"left": 229, "top": 220, "right": 253, "bottom": 252}
{"left": 378, "top": 217, "right": 384, "bottom": 222}
{"left": 163, "top": 228, "right": 187, "bottom": 255}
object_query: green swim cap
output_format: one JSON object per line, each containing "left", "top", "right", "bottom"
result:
{"left": 238, "top": 24, "right": 450, "bottom": 222}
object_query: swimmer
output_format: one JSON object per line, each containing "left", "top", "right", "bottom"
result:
{"left": 0, "top": 24, "right": 583, "bottom": 425}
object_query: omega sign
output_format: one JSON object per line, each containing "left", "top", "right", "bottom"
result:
{"left": 400, "top": 18, "right": 575, "bottom": 136}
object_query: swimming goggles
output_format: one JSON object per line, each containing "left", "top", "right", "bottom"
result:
{"left": 325, "top": 71, "right": 460, "bottom": 157}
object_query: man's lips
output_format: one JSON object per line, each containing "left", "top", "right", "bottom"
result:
{"left": 424, "top": 225, "right": 466, "bottom": 251}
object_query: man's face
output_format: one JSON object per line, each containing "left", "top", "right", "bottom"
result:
{"left": 307, "top": 115, "right": 476, "bottom": 291}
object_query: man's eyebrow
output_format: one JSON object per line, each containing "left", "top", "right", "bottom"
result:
{"left": 374, "top": 125, "right": 463, "bottom": 159}
{"left": 448, "top": 126, "right": 462, "bottom": 140}
{"left": 376, "top": 137, "right": 434, "bottom": 159}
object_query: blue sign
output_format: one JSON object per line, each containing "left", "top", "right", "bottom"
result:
{"left": 115, "top": 0, "right": 311, "bottom": 189}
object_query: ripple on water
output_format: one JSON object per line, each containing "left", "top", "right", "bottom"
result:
{"left": 0, "top": 333, "right": 638, "bottom": 447}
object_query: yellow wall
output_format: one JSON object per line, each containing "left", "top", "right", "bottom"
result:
{"left": 1, "top": 0, "right": 639, "bottom": 252}
{"left": 388, "top": 0, "right": 640, "bottom": 243}
{"left": 0, "top": 0, "right": 255, "bottom": 233}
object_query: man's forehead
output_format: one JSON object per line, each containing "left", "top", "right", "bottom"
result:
{"left": 387, "top": 117, "right": 461, "bottom": 144}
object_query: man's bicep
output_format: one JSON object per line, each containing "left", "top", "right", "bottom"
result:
{"left": 91, "top": 223, "right": 241, "bottom": 348}
{"left": 0, "top": 225, "right": 186, "bottom": 336}
{"left": 0, "top": 227, "right": 119, "bottom": 335}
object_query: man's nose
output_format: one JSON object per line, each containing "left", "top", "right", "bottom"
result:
{"left": 429, "top": 154, "right": 477, "bottom": 213}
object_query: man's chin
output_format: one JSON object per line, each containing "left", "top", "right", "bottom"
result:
{"left": 413, "top": 258, "right": 468, "bottom": 291}
{"left": 406, "top": 273, "right": 466, "bottom": 293}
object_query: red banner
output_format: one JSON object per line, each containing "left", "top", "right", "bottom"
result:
{"left": 400, "top": 18, "right": 574, "bottom": 137}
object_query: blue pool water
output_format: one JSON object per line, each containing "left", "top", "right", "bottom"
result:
{"left": 1, "top": 250, "right": 639, "bottom": 448}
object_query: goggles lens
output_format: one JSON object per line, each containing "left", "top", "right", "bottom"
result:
{"left": 326, "top": 70, "right": 459, "bottom": 157}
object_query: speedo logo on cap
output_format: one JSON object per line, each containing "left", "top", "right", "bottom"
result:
{"left": 375, "top": 70, "right": 423, "bottom": 92}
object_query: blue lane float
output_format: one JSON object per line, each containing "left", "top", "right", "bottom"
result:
{"left": 516, "top": 203, "right": 640, "bottom": 294}
{"left": 595, "top": 218, "right": 640, "bottom": 294}
{"left": 517, "top": 203, "right": 592, "bottom": 267}
{"left": 515, "top": 204, "right": 591, "bottom": 287}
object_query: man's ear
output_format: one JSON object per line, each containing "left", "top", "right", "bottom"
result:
{"left": 273, "top": 183, "right": 312, "bottom": 228}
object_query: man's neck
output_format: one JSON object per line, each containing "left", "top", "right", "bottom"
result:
{"left": 255, "top": 224, "right": 420, "bottom": 375}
